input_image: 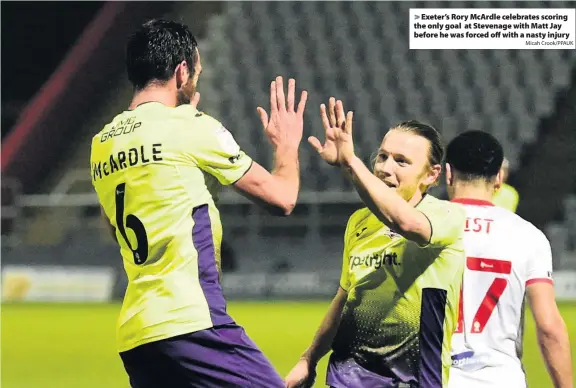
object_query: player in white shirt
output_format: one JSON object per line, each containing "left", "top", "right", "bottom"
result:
{"left": 444, "top": 131, "right": 573, "bottom": 388}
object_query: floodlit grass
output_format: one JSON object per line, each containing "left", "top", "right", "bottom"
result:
{"left": 2, "top": 301, "right": 575, "bottom": 387}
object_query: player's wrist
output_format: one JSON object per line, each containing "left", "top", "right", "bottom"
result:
{"left": 274, "top": 144, "right": 299, "bottom": 161}
{"left": 341, "top": 154, "right": 361, "bottom": 169}
{"left": 300, "top": 352, "right": 318, "bottom": 368}
{"left": 339, "top": 155, "right": 361, "bottom": 178}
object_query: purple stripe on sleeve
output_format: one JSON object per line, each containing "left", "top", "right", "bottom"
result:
{"left": 418, "top": 287, "right": 447, "bottom": 388}
{"left": 192, "top": 204, "right": 233, "bottom": 326}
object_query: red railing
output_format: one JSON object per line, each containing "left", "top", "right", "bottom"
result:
{"left": 1, "top": 2, "right": 173, "bottom": 193}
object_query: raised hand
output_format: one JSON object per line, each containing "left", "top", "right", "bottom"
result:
{"left": 257, "top": 76, "right": 308, "bottom": 150}
{"left": 310, "top": 97, "right": 354, "bottom": 167}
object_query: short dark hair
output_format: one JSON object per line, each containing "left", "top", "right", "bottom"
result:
{"left": 392, "top": 120, "right": 445, "bottom": 166}
{"left": 445, "top": 130, "right": 504, "bottom": 181}
{"left": 126, "top": 19, "right": 198, "bottom": 90}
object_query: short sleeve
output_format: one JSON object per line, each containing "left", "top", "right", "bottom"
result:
{"left": 525, "top": 230, "right": 554, "bottom": 286}
{"left": 187, "top": 117, "right": 253, "bottom": 185}
{"left": 420, "top": 201, "right": 466, "bottom": 248}
{"left": 339, "top": 215, "right": 355, "bottom": 291}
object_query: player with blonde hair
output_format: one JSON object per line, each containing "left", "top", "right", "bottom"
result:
{"left": 286, "top": 99, "right": 466, "bottom": 388}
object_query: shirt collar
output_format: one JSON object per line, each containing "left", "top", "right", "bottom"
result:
{"left": 450, "top": 198, "right": 495, "bottom": 207}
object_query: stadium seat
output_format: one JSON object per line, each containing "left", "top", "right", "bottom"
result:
{"left": 8, "top": 1, "right": 576, "bottom": 274}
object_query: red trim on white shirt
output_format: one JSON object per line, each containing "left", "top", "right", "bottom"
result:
{"left": 451, "top": 198, "right": 495, "bottom": 207}
{"left": 467, "top": 257, "right": 512, "bottom": 274}
{"left": 526, "top": 278, "right": 554, "bottom": 286}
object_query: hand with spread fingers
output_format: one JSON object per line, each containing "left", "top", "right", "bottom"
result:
{"left": 309, "top": 97, "right": 355, "bottom": 167}
{"left": 257, "top": 76, "right": 308, "bottom": 150}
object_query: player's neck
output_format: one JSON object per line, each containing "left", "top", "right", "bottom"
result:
{"left": 407, "top": 190, "right": 425, "bottom": 207}
{"left": 129, "top": 86, "right": 178, "bottom": 110}
{"left": 451, "top": 183, "right": 495, "bottom": 203}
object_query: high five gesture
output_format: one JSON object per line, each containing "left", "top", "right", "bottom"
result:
{"left": 309, "top": 97, "right": 354, "bottom": 167}
{"left": 258, "top": 76, "right": 308, "bottom": 150}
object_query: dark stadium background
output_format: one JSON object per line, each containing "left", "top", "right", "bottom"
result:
{"left": 2, "top": 2, "right": 105, "bottom": 138}
{"left": 2, "top": 2, "right": 575, "bottom": 388}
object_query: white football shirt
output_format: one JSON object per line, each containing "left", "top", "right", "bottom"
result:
{"left": 448, "top": 198, "right": 554, "bottom": 388}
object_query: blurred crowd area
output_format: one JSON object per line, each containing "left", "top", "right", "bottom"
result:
{"left": 2, "top": 1, "right": 576, "bottom": 300}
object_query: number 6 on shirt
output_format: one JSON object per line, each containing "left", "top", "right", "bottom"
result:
{"left": 115, "top": 182, "right": 149, "bottom": 265}
{"left": 455, "top": 257, "right": 511, "bottom": 334}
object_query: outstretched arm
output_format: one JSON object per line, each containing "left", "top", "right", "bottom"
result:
{"left": 343, "top": 156, "right": 433, "bottom": 245}
{"left": 309, "top": 98, "right": 434, "bottom": 245}
{"left": 233, "top": 76, "right": 308, "bottom": 216}
{"left": 233, "top": 153, "right": 299, "bottom": 216}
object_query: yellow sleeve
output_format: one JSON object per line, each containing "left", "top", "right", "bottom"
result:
{"left": 493, "top": 184, "right": 519, "bottom": 213}
{"left": 183, "top": 112, "right": 253, "bottom": 186}
{"left": 420, "top": 201, "right": 466, "bottom": 248}
{"left": 339, "top": 214, "right": 356, "bottom": 291}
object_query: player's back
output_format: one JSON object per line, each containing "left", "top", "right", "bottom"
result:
{"left": 90, "top": 102, "right": 253, "bottom": 353}
{"left": 449, "top": 199, "right": 553, "bottom": 387}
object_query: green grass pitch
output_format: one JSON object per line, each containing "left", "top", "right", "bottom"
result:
{"left": 2, "top": 301, "right": 575, "bottom": 387}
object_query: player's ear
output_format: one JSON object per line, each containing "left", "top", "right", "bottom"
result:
{"left": 494, "top": 168, "right": 504, "bottom": 190}
{"left": 424, "top": 163, "right": 442, "bottom": 187}
{"left": 175, "top": 60, "right": 189, "bottom": 89}
{"left": 445, "top": 163, "right": 453, "bottom": 186}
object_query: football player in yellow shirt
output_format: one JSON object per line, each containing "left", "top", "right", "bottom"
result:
{"left": 492, "top": 158, "right": 520, "bottom": 213}
{"left": 91, "top": 20, "right": 308, "bottom": 388}
{"left": 286, "top": 99, "right": 466, "bottom": 388}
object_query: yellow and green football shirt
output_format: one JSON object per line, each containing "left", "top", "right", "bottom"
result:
{"left": 493, "top": 183, "right": 519, "bottom": 213}
{"left": 331, "top": 194, "right": 466, "bottom": 387}
{"left": 90, "top": 102, "right": 253, "bottom": 353}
